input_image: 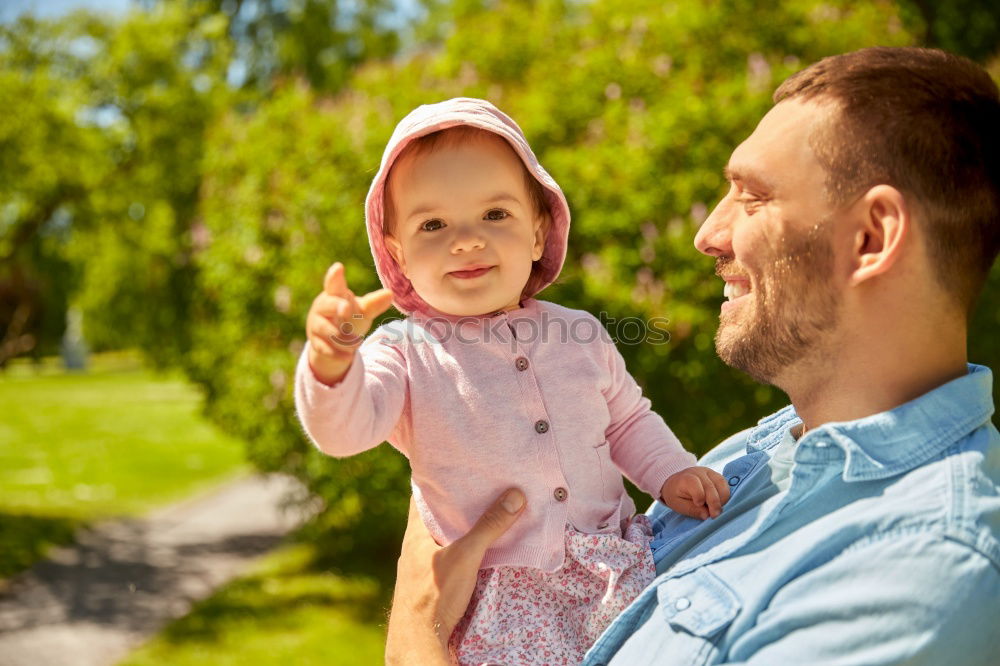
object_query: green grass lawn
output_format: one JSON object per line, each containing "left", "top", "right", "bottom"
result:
{"left": 118, "top": 541, "right": 389, "bottom": 666}
{"left": 0, "top": 351, "right": 250, "bottom": 577}
{"left": 2, "top": 351, "right": 389, "bottom": 663}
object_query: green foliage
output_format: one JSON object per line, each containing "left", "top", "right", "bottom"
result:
{"left": 188, "top": 0, "right": 982, "bottom": 555}
{"left": 193, "top": 83, "right": 410, "bottom": 545}
{"left": 178, "top": 0, "right": 404, "bottom": 93}
{"left": 70, "top": 4, "right": 234, "bottom": 367}
{"left": 0, "top": 16, "right": 103, "bottom": 361}
{"left": 896, "top": 0, "right": 1000, "bottom": 62}
{"left": 4, "top": 0, "right": 999, "bottom": 568}
{"left": 0, "top": 5, "right": 235, "bottom": 367}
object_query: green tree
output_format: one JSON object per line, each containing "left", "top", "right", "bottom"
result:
{"left": 897, "top": 0, "right": 1000, "bottom": 62}
{"left": 0, "top": 15, "right": 107, "bottom": 364}
{"left": 68, "top": 4, "right": 234, "bottom": 368}
{"left": 193, "top": 0, "right": 980, "bottom": 561}
{"left": 166, "top": 0, "right": 405, "bottom": 93}
{"left": 0, "top": 5, "right": 235, "bottom": 367}
{"left": 5, "top": 0, "right": 997, "bottom": 568}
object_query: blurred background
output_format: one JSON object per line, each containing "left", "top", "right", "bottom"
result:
{"left": 2, "top": 0, "right": 999, "bottom": 662}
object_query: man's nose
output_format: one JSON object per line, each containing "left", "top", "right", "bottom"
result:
{"left": 450, "top": 227, "right": 486, "bottom": 253}
{"left": 694, "top": 200, "right": 734, "bottom": 258}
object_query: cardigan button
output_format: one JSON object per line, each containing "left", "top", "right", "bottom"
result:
{"left": 515, "top": 356, "right": 529, "bottom": 371}
{"left": 553, "top": 487, "right": 568, "bottom": 502}
{"left": 534, "top": 419, "right": 549, "bottom": 434}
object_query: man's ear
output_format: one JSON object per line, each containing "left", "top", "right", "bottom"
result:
{"left": 384, "top": 234, "right": 407, "bottom": 276}
{"left": 848, "top": 185, "right": 910, "bottom": 287}
{"left": 531, "top": 214, "right": 550, "bottom": 262}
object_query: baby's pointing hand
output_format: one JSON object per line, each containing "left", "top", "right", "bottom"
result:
{"left": 305, "top": 262, "right": 394, "bottom": 384}
{"left": 660, "top": 466, "right": 731, "bottom": 520}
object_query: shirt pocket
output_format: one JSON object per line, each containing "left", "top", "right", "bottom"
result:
{"left": 656, "top": 567, "right": 741, "bottom": 663}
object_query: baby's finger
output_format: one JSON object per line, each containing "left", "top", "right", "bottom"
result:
{"left": 309, "top": 291, "right": 350, "bottom": 319}
{"left": 687, "top": 500, "right": 709, "bottom": 521}
{"left": 703, "top": 477, "right": 723, "bottom": 518}
{"left": 685, "top": 474, "right": 707, "bottom": 508}
{"left": 306, "top": 315, "right": 341, "bottom": 355}
{"left": 680, "top": 476, "right": 709, "bottom": 519}
{"left": 323, "top": 262, "right": 350, "bottom": 297}
{"left": 710, "top": 471, "right": 732, "bottom": 505}
{"left": 356, "top": 288, "right": 395, "bottom": 321}
{"left": 308, "top": 333, "right": 339, "bottom": 358}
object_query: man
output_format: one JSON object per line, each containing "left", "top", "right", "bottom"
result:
{"left": 385, "top": 47, "right": 1000, "bottom": 664}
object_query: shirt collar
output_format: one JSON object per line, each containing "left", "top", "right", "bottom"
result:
{"left": 746, "top": 364, "right": 995, "bottom": 482}
{"left": 746, "top": 405, "right": 800, "bottom": 455}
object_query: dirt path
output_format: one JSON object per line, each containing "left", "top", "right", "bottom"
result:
{"left": 0, "top": 473, "right": 310, "bottom": 666}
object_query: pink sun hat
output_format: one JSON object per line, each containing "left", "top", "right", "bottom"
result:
{"left": 364, "top": 97, "right": 572, "bottom": 315}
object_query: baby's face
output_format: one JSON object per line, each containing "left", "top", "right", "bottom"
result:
{"left": 385, "top": 136, "right": 546, "bottom": 316}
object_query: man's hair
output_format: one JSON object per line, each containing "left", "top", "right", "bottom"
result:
{"left": 774, "top": 46, "right": 1000, "bottom": 312}
{"left": 383, "top": 125, "right": 553, "bottom": 299}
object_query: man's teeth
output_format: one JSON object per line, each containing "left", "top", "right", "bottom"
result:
{"left": 724, "top": 282, "right": 750, "bottom": 301}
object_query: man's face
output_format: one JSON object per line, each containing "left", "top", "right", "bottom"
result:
{"left": 694, "top": 99, "right": 845, "bottom": 384}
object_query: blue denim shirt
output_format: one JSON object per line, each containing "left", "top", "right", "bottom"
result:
{"left": 585, "top": 364, "right": 1000, "bottom": 665}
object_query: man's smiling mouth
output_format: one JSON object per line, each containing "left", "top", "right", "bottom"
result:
{"left": 723, "top": 280, "right": 751, "bottom": 301}
{"left": 721, "top": 276, "right": 752, "bottom": 312}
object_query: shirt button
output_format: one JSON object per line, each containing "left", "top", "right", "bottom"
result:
{"left": 728, "top": 475, "right": 740, "bottom": 486}
{"left": 553, "top": 487, "right": 568, "bottom": 502}
{"left": 515, "top": 356, "right": 529, "bottom": 371}
{"left": 674, "top": 597, "right": 691, "bottom": 611}
{"left": 534, "top": 419, "right": 549, "bottom": 434}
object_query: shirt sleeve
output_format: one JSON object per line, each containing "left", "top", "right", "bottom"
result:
{"left": 600, "top": 332, "right": 696, "bottom": 498}
{"left": 293, "top": 326, "right": 409, "bottom": 458}
{"left": 721, "top": 534, "right": 1000, "bottom": 665}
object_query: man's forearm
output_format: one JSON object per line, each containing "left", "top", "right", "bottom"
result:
{"left": 384, "top": 608, "right": 450, "bottom": 665}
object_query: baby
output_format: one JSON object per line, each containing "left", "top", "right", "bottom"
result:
{"left": 295, "top": 98, "right": 729, "bottom": 665}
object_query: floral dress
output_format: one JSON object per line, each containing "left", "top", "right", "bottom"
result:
{"left": 449, "top": 516, "right": 656, "bottom": 666}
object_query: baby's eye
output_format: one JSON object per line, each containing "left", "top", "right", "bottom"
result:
{"left": 484, "top": 209, "right": 509, "bottom": 221}
{"left": 420, "top": 219, "right": 444, "bottom": 232}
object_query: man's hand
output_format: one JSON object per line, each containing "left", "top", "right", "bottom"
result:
{"left": 660, "top": 466, "right": 731, "bottom": 519}
{"left": 385, "top": 489, "right": 526, "bottom": 665}
{"left": 305, "top": 261, "right": 394, "bottom": 386}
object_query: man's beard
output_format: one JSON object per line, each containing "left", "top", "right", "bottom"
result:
{"left": 715, "top": 223, "right": 841, "bottom": 384}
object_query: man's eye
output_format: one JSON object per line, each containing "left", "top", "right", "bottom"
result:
{"left": 737, "top": 197, "right": 765, "bottom": 214}
{"left": 420, "top": 219, "right": 444, "bottom": 231}
{"left": 484, "top": 209, "right": 509, "bottom": 221}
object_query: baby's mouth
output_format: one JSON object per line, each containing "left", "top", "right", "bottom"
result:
{"left": 449, "top": 265, "right": 494, "bottom": 279}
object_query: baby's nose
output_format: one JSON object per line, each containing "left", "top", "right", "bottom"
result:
{"left": 451, "top": 229, "right": 486, "bottom": 252}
